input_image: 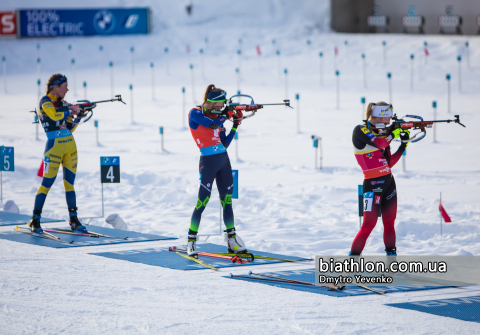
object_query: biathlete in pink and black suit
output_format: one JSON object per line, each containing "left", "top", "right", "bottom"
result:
{"left": 350, "top": 102, "right": 410, "bottom": 256}
{"left": 186, "top": 84, "right": 247, "bottom": 256}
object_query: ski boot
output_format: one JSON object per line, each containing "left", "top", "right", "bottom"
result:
{"left": 385, "top": 247, "right": 397, "bottom": 256}
{"left": 224, "top": 228, "right": 247, "bottom": 254}
{"left": 27, "top": 210, "right": 43, "bottom": 233}
{"left": 69, "top": 208, "right": 86, "bottom": 232}
{"left": 187, "top": 230, "right": 198, "bottom": 256}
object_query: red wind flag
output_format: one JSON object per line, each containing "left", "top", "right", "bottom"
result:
{"left": 37, "top": 159, "right": 44, "bottom": 177}
{"left": 256, "top": 45, "right": 261, "bottom": 56}
{"left": 424, "top": 48, "right": 429, "bottom": 56}
{"left": 334, "top": 47, "right": 338, "bottom": 56}
{"left": 439, "top": 199, "right": 451, "bottom": 223}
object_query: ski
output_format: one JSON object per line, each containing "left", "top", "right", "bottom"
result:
{"left": 248, "top": 271, "right": 343, "bottom": 291}
{"left": 51, "top": 228, "right": 127, "bottom": 240}
{"left": 203, "top": 252, "right": 308, "bottom": 263}
{"left": 352, "top": 283, "right": 387, "bottom": 295}
{"left": 14, "top": 226, "right": 73, "bottom": 244}
{"left": 170, "top": 247, "right": 253, "bottom": 263}
{"left": 44, "top": 229, "right": 100, "bottom": 238}
{"left": 174, "top": 249, "right": 218, "bottom": 271}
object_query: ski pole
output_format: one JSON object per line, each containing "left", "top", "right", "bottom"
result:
{"left": 362, "top": 53, "right": 366, "bottom": 88}
{"left": 319, "top": 52, "right": 323, "bottom": 85}
{"left": 410, "top": 54, "right": 414, "bottom": 90}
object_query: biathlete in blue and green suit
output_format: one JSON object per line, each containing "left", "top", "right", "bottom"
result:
{"left": 186, "top": 84, "right": 247, "bottom": 256}
{"left": 28, "top": 74, "right": 87, "bottom": 233}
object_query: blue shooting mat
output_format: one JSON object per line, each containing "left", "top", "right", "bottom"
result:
{"left": 0, "top": 210, "right": 64, "bottom": 226}
{"left": 0, "top": 225, "right": 176, "bottom": 248}
{"left": 386, "top": 296, "right": 480, "bottom": 323}
{"left": 227, "top": 268, "right": 448, "bottom": 297}
{"left": 89, "top": 243, "right": 312, "bottom": 270}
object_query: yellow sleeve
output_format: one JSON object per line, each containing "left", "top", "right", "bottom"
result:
{"left": 41, "top": 101, "right": 67, "bottom": 121}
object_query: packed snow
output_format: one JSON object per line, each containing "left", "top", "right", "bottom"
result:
{"left": 1, "top": 0, "right": 479, "bottom": 333}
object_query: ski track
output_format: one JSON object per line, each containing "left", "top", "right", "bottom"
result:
{"left": 1, "top": 0, "right": 480, "bottom": 334}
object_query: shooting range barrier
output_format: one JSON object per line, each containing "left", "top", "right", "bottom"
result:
{"left": 90, "top": 243, "right": 311, "bottom": 271}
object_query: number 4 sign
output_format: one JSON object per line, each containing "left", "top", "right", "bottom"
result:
{"left": 100, "top": 156, "right": 120, "bottom": 183}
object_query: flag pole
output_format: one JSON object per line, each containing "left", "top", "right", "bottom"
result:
{"left": 440, "top": 192, "right": 442, "bottom": 236}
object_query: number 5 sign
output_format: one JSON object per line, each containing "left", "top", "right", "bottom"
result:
{"left": 0, "top": 146, "right": 14, "bottom": 171}
{"left": 100, "top": 156, "right": 120, "bottom": 183}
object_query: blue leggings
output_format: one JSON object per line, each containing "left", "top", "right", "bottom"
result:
{"left": 190, "top": 152, "right": 234, "bottom": 233}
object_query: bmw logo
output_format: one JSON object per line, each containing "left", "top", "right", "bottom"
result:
{"left": 93, "top": 10, "right": 116, "bottom": 34}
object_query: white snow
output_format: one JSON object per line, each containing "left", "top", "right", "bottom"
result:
{"left": 1, "top": 0, "right": 480, "bottom": 333}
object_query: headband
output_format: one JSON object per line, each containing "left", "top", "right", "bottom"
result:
{"left": 372, "top": 104, "right": 393, "bottom": 117}
{"left": 207, "top": 90, "right": 227, "bottom": 102}
{"left": 49, "top": 75, "right": 68, "bottom": 88}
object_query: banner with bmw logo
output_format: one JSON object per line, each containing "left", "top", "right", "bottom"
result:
{"left": 18, "top": 8, "right": 149, "bottom": 38}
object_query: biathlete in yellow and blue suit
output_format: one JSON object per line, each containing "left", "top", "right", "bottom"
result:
{"left": 28, "top": 74, "right": 87, "bottom": 233}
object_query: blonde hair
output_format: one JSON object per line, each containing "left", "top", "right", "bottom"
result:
{"left": 365, "top": 101, "right": 389, "bottom": 120}
{"left": 202, "top": 84, "right": 225, "bottom": 105}
{"left": 45, "top": 73, "right": 64, "bottom": 95}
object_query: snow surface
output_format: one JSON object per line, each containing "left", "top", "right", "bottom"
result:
{"left": 1, "top": 0, "right": 480, "bottom": 333}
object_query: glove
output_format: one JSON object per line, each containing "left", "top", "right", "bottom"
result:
{"left": 232, "top": 110, "right": 243, "bottom": 128}
{"left": 400, "top": 129, "right": 410, "bottom": 146}
{"left": 391, "top": 128, "right": 402, "bottom": 139}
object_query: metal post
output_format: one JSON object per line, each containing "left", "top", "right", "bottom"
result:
{"left": 151, "top": 62, "right": 155, "bottom": 100}
{"left": 109, "top": 61, "right": 114, "bottom": 99}
{"left": 159, "top": 127, "right": 164, "bottom": 152}
{"left": 276, "top": 50, "right": 281, "bottom": 81}
{"left": 387, "top": 72, "right": 392, "bottom": 104}
{"left": 3, "top": 56, "right": 6, "bottom": 93}
{"left": 336, "top": 70, "right": 340, "bottom": 109}
{"left": 101, "top": 183, "right": 104, "bottom": 218}
{"left": 432, "top": 101, "right": 437, "bottom": 143}
{"left": 71, "top": 58, "right": 76, "bottom": 97}
{"left": 95, "top": 120, "right": 99, "bottom": 146}
{"left": 424, "top": 41, "right": 428, "bottom": 65}
{"left": 362, "top": 53, "right": 366, "bottom": 88}
{"left": 164, "top": 47, "right": 169, "bottom": 75}
{"left": 284, "top": 69, "right": 288, "bottom": 100}
{"left": 296, "top": 94, "right": 300, "bottom": 133}
{"left": 130, "top": 47, "right": 135, "bottom": 75}
{"left": 235, "top": 132, "right": 239, "bottom": 161}
{"left": 37, "top": 43, "right": 40, "bottom": 59}
{"left": 190, "top": 64, "right": 195, "bottom": 103}
{"left": 237, "top": 49, "right": 242, "bottom": 78}
{"left": 319, "top": 138, "right": 323, "bottom": 170}
{"left": 130, "top": 84, "right": 134, "bottom": 123}
{"left": 410, "top": 54, "right": 414, "bottom": 90}
{"left": 36, "top": 79, "right": 41, "bottom": 140}
{"left": 401, "top": 150, "right": 406, "bottom": 173}
{"left": 182, "top": 87, "right": 186, "bottom": 128}
{"left": 37, "top": 57, "right": 41, "bottom": 79}
{"left": 382, "top": 41, "right": 386, "bottom": 64}
{"left": 457, "top": 56, "right": 461, "bottom": 92}
{"left": 344, "top": 40, "right": 348, "bottom": 61}
{"left": 99, "top": 45, "right": 103, "bottom": 73}
{"left": 200, "top": 49, "right": 205, "bottom": 79}
{"left": 446, "top": 74, "right": 451, "bottom": 113}
{"left": 465, "top": 41, "right": 469, "bottom": 68}
{"left": 236, "top": 68, "right": 240, "bottom": 93}
{"left": 361, "top": 97, "right": 366, "bottom": 119}
{"left": 319, "top": 52, "right": 323, "bottom": 85}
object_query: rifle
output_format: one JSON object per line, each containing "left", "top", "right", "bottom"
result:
{"left": 211, "top": 94, "right": 293, "bottom": 120}
{"left": 388, "top": 114, "right": 465, "bottom": 143}
{"left": 30, "top": 94, "right": 126, "bottom": 124}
